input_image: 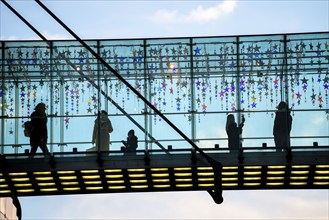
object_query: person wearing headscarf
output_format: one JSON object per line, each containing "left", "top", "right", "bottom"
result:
{"left": 92, "top": 110, "right": 113, "bottom": 151}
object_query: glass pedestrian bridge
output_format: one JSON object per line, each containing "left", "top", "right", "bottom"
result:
{"left": 0, "top": 32, "right": 328, "bottom": 202}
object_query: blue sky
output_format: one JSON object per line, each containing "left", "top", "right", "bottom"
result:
{"left": 1, "top": 0, "right": 329, "bottom": 219}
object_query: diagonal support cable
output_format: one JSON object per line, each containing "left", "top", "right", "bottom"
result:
{"left": 34, "top": 0, "right": 212, "bottom": 160}
{"left": 0, "top": 0, "right": 167, "bottom": 152}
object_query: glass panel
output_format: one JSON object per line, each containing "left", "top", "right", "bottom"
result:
{"left": 0, "top": 32, "right": 328, "bottom": 157}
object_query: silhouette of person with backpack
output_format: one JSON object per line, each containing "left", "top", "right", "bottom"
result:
{"left": 29, "top": 102, "right": 50, "bottom": 158}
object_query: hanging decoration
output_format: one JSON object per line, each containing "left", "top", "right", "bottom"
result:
{"left": 1, "top": 34, "right": 328, "bottom": 136}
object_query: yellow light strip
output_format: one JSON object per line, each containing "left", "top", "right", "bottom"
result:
{"left": 104, "top": 169, "right": 122, "bottom": 173}
{"left": 267, "top": 182, "right": 284, "bottom": 186}
{"left": 61, "top": 182, "right": 78, "bottom": 186}
{"left": 315, "top": 170, "right": 329, "bottom": 174}
{"left": 108, "top": 186, "right": 126, "bottom": 189}
{"left": 35, "top": 177, "right": 53, "bottom": 181}
{"left": 267, "top": 177, "right": 284, "bottom": 180}
{"left": 176, "top": 184, "right": 193, "bottom": 187}
{"left": 198, "top": 183, "right": 214, "bottom": 187}
{"left": 291, "top": 171, "right": 309, "bottom": 175}
{"left": 17, "top": 189, "right": 34, "bottom": 193}
{"left": 244, "top": 166, "right": 262, "bottom": 169}
{"left": 86, "top": 186, "right": 103, "bottom": 190}
{"left": 14, "top": 183, "right": 32, "bottom": 187}
{"left": 268, "top": 166, "right": 285, "bottom": 169}
{"left": 244, "top": 183, "right": 261, "bottom": 186}
{"left": 128, "top": 174, "right": 146, "bottom": 178}
{"left": 292, "top": 165, "right": 309, "bottom": 169}
{"left": 107, "top": 180, "right": 124, "bottom": 184}
{"left": 244, "top": 171, "right": 262, "bottom": 175}
{"left": 9, "top": 172, "right": 27, "bottom": 176}
{"left": 130, "top": 180, "right": 147, "bottom": 183}
{"left": 81, "top": 170, "right": 99, "bottom": 174}
{"left": 290, "top": 176, "right": 308, "bottom": 180}
{"left": 197, "top": 167, "right": 212, "bottom": 170}
{"left": 82, "top": 175, "right": 100, "bottom": 179}
{"left": 314, "top": 176, "right": 329, "bottom": 180}
{"left": 33, "top": 171, "right": 51, "bottom": 175}
{"left": 128, "top": 169, "right": 145, "bottom": 172}
{"left": 244, "top": 177, "right": 261, "bottom": 181}
{"left": 222, "top": 177, "right": 238, "bottom": 181}
{"left": 85, "top": 181, "right": 102, "bottom": 185}
{"left": 198, "top": 172, "right": 214, "bottom": 176}
{"left": 223, "top": 166, "right": 238, "bottom": 170}
{"left": 0, "top": 179, "right": 5, "bottom": 182}
{"left": 57, "top": 171, "right": 75, "bottom": 174}
{"left": 38, "top": 183, "right": 56, "bottom": 186}
{"left": 222, "top": 172, "right": 238, "bottom": 176}
{"left": 63, "top": 187, "right": 80, "bottom": 191}
{"left": 40, "top": 188, "right": 58, "bottom": 192}
{"left": 59, "top": 176, "right": 77, "bottom": 180}
{"left": 174, "top": 167, "right": 191, "bottom": 171}
{"left": 0, "top": 190, "right": 11, "bottom": 193}
{"left": 316, "top": 165, "right": 329, "bottom": 168}
{"left": 152, "top": 173, "right": 169, "bottom": 177}
{"left": 0, "top": 185, "right": 8, "bottom": 188}
{"left": 290, "top": 182, "right": 307, "bottom": 185}
{"left": 131, "top": 185, "right": 148, "bottom": 189}
{"left": 175, "top": 178, "right": 192, "bottom": 182}
{"left": 313, "top": 182, "right": 329, "bottom": 185}
{"left": 267, "top": 171, "right": 285, "bottom": 175}
{"left": 153, "top": 179, "right": 170, "bottom": 183}
{"left": 222, "top": 183, "right": 238, "bottom": 187}
{"left": 153, "top": 185, "right": 170, "bottom": 188}
{"left": 198, "top": 178, "right": 214, "bottom": 181}
{"left": 106, "top": 174, "right": 123, "bottom": 179}
{"left": 11, "top": 178, "right": 30, "bottom": 182}
{"left": 151, "top": 168, "right": 168, "bottom": 172}
{"left": 175, "top": 173, "right": 192, "bottom": 177}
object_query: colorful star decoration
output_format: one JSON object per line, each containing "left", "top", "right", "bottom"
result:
{"left": 2, "top": 36, "right": 329, "bottom": 133}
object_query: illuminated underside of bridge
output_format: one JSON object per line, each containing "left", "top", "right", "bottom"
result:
{"left": 1, "top": 147, "right": 328, "bottom": 199}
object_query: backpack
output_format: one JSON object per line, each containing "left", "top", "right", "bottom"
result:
{"left": 24, "top": 121, "right": 31, "bottom": 137}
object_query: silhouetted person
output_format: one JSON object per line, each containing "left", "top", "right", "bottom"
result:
{"left": 29, "top": 102, "right": 50, "bottom": 158}
{"left": 121, "top": 129, "right": 138, "bottom": 155}
{"left": 92, "top": 110, "right": 113, "bottom": 152}
{"left": 226, "top": 114, "right": 245, "bottom": 152}
{"left": 273, "top": 101, "right": 292, "bottom": 152}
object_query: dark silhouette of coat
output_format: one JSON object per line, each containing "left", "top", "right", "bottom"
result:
{"left": 226, "top": 122, "right": 244, "bottom": 151}
{"left": 29, "top": 103, "right": 49, "bottom": 158}
{"left": 226, "top": 114, "right": 245, "bottom": 152}
{"left": 122, "top": 130, "right": 138, "bottom": 155}
{"left": 273, "top": 107, "right": 292, "bottom": 152}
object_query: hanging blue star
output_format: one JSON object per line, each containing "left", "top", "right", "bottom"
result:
{"left": 176, "top": 103, "right": 181, "bottom": 111}
{"left": 194, "top": 47, "right": 201, "bottom": 55}
{"left": 251, "top": 102, "right": 257, "bottom": 108}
